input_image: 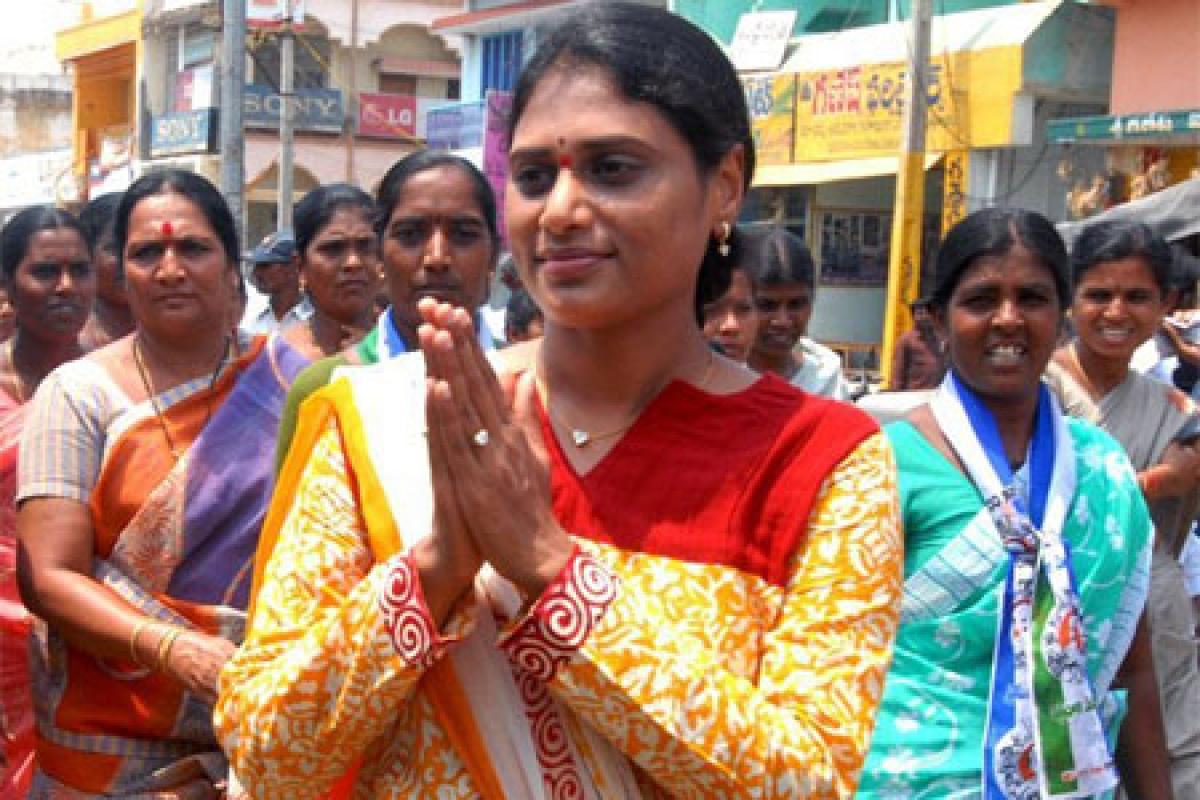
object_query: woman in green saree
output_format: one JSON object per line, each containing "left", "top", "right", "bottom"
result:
{"left": 858, "top": 208, "right": 1171, "bottom": 799}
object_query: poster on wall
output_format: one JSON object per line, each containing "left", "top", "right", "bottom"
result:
{"left": 426, "top": 91, "right": 512, "bottom": 246}
{"left": 483, "top": 91, "right": 512, "bottom": 247}
{"left": 793, "top": 58, "right": 964, "bottom": 162}
{"left": 743, "top": 73, "right": 794, "bottom": 167}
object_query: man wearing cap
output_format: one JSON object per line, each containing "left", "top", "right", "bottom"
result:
{"left": 245, "top": 230, "right": 312, "bottom": 334}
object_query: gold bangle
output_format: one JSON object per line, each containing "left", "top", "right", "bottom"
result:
{"left": 161, "top": 628, "right": 187, "bottom": 671}
{"left": 129, "top": 618, "right": 156, "bottom": 666}
{"left": 155, "top": 626, "right": 183, "bottom": 672}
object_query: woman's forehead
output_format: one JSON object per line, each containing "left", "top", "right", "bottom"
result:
{"left": 510, "top": 67, "right": 658, "bottom": 145}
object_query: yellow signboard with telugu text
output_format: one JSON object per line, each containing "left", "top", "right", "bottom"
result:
{"left": 788, "top": 47, "right": 1023, "bottom": 164}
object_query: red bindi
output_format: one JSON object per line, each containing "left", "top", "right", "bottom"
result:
{"left": 160, "top": 221, "right": 174, "bottom": 238}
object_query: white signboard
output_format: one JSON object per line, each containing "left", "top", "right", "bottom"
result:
{"left": 247, "top": 0, "right": 306, "bottom": 28}
{"left": 729, "top": 10, "right": 797, "bottom": 73}
{"left": 161, "top": 0, "right": 210, "bottom": 12}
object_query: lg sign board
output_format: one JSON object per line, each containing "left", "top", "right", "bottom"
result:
{"left": 358, "top": 93, "right": 417, "bottom": 139}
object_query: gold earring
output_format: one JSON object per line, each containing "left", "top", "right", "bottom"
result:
{"left": 716, "top": 222, "right": 732, "bottom": 258}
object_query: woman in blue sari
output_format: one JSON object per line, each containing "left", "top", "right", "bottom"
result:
{"left": 858, "top": 208, "right": 1172, "bottom": 798}
{"left": 15, "top": 170, "right": 306, "bottom": 797}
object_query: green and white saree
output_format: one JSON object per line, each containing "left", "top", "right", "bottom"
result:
{"left": 858, "top": 414, "right": 1151, "bottom": 799}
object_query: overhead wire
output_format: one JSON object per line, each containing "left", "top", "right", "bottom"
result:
{"left": 245, "top": 22, "right": 423, "bottom": 146}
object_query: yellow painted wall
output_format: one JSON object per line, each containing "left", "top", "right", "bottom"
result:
{"left": 75, "top": 75, "right": 131, "bottom": 130}
{"left": 56, "top": 8, "right": 140, "bottom": 62}
{"left": 57, "top": 2, "right": 141, "bottom": 185}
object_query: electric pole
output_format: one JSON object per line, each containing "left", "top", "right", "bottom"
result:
{"left": 880, "top": 0, "right": 931, "bottom": 387}
{"left": 346, "top": 0, "right": 358, "bottom": 183}
{"left": 219, "top": 0, "right": 245, "bottom": 235}
{"left": 278, "top": 14, "right": 295, "bottom": 231}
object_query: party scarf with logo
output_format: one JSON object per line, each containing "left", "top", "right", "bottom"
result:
{"left": 931, "top": 372, "right": 1118, "bottom": 799}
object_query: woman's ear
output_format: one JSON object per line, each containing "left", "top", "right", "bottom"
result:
{"left": 710, "top": 144, "right": 746, "bottom": 235}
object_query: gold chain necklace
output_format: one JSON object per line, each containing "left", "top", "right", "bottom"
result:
{"left": 536, "top": 348, "right": 717, "bottom": 449}
{"left": 132, "top": 336, "right": 231, "bottom": 461}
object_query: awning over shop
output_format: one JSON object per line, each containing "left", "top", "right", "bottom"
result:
{"left": 1056, "top": 178, "right": 1200, "bottom": 247}
{"left": 753, "top": 153, "right": 942, "bottom": 188}
{"left": 55, "top": 6, "right": 140, "bottom": 62}
{"left": 779, "top": 1, "right": 1060, "bottom": 74}
{"left": 746, "top": 0, "right": 1112, "bottom": 173}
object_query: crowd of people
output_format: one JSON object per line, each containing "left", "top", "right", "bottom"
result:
{"left": 0, "top": 3, "right": 1198, "bottom": 798}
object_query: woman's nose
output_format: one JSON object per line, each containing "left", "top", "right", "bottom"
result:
{"left": 539, "top": 169, "right": 588, "bottom": 234}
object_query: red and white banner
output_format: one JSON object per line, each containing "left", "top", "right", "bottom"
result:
{"left": 357, "top": 92, "right": 418, "bottom": 139}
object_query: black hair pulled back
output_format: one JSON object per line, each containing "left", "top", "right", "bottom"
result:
{"left": 1071, "top": 219, "right": 1172, "bottom": 298}
{"left": 1, "top": 206, "right": 90, "bottom": 282}
{"left": 931, "top": 207, "right": 1070, "bottom": 312}
{"left": 294, "top": 183, "right": 376, "bottom": 257}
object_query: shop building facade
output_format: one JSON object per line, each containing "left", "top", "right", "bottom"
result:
{"left": 689, "top": 0, "right": 1112, "bottom": 349}
{"left": 1049, "top": 0, "right": 1200, "bottom": 243}
{"left": 54, "top": 0, "right": 142, "bottom": 202}
{"left": 58, "top": 0, "right": 464, "bottom": 244}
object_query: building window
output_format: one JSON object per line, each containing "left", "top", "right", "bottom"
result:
{"left": 251, "top": 32, "right": 331, "bottom": 89}
{"left": 817, "top": 209, "right": 891, "bottom": 287}
{"left": 170, "top": 24, "right": 217, "bottom": 112}
{"left": 379, "top": 73, "right": 417, "bottom": 95}
{"left": 739, "top": 187, "right": 808, "bottom": 242}
{"left": 447, "top": 78, "right": 461, "bottom": 100}
{"left": 181, "top": 26, "right": 215, "bottom": 68}
{"left": 480, "top": 31, "right": 523, "bottom": 93}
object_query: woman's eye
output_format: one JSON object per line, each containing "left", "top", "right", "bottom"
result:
{"left": 585, "top": 156, "right": 642, "bottom": 186}
{"left": 512, "top": 165, "right": 556, "bottom": 197}
{"left": 1019, "top": 292, "right": 1050, "bottom": 307}
{"left": 318, "top": 241, "right": 348, "bottom": 260}
{"left": 178, "top": 240, "right": 211, "bottom": 258}
{"left": 128, "top": 245, "right": 162, "bottom": 264}
{"left": 391, "top": 224, "right": 426, "bottom": 247}
{"left": 30, "top": 264, "right": 58, "bottom": 281}
{"left": 961, "top": 294, "right": 993, "bottom": 310}
{"left": 70, "top": 262, "right": 93, "bottom": 281}
{"left": 449, "top": 223, "right": 483, "bottom": 245}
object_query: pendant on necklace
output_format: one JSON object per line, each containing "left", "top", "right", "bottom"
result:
{"left": 571, "top": 429, "right": 591, "bottom": 448}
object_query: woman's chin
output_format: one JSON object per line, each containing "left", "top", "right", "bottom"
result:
{"left": 1080, "top": 340, "right": 1141, "bottom": 367}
